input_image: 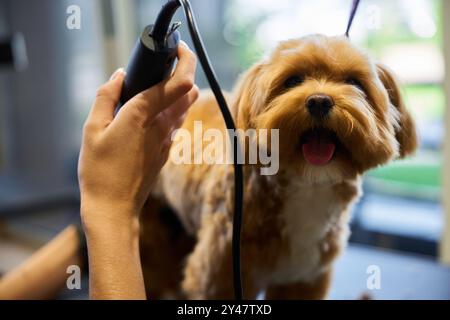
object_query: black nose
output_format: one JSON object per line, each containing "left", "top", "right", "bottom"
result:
{"left": 305, "top": 94, "right": 334, "bottom": 119}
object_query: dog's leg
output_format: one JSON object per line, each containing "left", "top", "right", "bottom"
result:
{"left": 181, "top": 212, "right": 259, "bottom": 299}
{"left": 140, "top": 197, "right": 195, "bottom": 299}
{"left": 182, "top": 212, "right": 234, "bottom": 299}
{"left": 265, "top": 269, "right": 332, "bottom": 300}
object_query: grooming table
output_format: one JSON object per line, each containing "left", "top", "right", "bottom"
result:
{"left": 2, "top": 200, "right": 449, "bottom": 300}
{"left": 56, "top": 244, "right": 450, "bottom": 300}
{"left": 329, "top": 244, "right": 450, "bottom": 300}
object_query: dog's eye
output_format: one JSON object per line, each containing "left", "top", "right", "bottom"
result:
{"left": 345, "top": 77, "right": 364, "bottom": 90}
{"left": 284, "top": 75, "right": 304, "bottom": 89}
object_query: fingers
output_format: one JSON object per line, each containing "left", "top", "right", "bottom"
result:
{"left": 147, "top": 85, "right": 198, "bottom": 153}
{"left": 159, "top": 85, "right": 199, "bottom": 164}
{"left": 86, "top": 68, "right": 126, "bottom": 130}
{"left": 164, "top": 85, "right": 199, "bottom": 123}
{"left": 121, "top": 42, "right": 197, "bottom": 125}
{"left": 165, "top": 41, "right": 198, "bottom": 106}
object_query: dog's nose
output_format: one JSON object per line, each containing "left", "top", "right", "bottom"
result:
{"left": 305, "top": 94, "right": 334, "bottom": 119}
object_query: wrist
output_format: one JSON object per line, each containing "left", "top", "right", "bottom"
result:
{"left": 84, "top": 218, "right": 141, "bottom": 252}
{"left": 82, "top": 214, "right": 141, "bottom": 255}
{"left": 80, "top": 198, "right": 140, "bottom": 240}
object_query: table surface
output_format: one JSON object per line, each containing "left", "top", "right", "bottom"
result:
{"left": 329, "top": 244, "right": 450, "bottom": 300}
{"left": 57, "top": 244, "right": 450, "bottom": 300}
{"left": 3, "top": 175, "right": 448, "bottom": 299}
{"left": 2, "top": 206, "right": 449, "bottom": 300}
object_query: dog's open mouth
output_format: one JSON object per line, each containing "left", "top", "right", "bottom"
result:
{"left": 301, "top": 128, "right": 337, "bottom": 166}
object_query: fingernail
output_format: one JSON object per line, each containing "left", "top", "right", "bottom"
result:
{"left": 110, "top": 68, "right": 125, "bottom": 81}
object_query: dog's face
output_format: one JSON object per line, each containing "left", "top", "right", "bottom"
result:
{"left": 233, "top": 35, "right": 417, "bottom": 183}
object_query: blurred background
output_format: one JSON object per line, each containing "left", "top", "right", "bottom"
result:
{"left": 0, "top": 0, "right": 449, "bottom": 299}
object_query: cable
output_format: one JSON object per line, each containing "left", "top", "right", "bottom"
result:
{"left": 156, "top": 0, "right": 244, "bottom": 300}
{"left": 179, "top": 0, "right": 244, "bottom": 300}
{"left": 345, "top": 0, "right": 361, "bottom": 37}
{"left": 151, "top": 0, "right": 181, "bottom": 45}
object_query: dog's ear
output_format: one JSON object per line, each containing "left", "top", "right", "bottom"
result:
{"left": 376, "top": 64, "right": 418, "bottom": 158}
{"left": 232, "top": 63, "right": 265, "bottom": 129}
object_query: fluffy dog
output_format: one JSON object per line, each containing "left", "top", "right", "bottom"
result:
{"left": 139, "top": 34, "right": 417, "bottom": 299}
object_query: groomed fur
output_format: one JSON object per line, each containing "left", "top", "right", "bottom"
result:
{"left": 140, "top": 35, "right": 417, "bottom": 299}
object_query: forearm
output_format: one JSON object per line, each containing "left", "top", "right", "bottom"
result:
{"left": 0, "top": 225, "right": 83, "bottom": 300}
{"left": 82, "top": 205, "right": 146, "bottom": 300}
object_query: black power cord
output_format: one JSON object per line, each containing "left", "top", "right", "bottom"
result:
{"left": 178, "top": 0, "right": 244, "bottom": 300}
{"left": 151, "top": 0, "right": 244, "bottom": 300}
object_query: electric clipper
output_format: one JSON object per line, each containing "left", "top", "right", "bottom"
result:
{"left": 119, "top": 22, "right": 180, "bottom": 105}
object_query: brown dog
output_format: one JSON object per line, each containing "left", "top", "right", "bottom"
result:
{"left": 140, "top": 34, "right": 417, "bottom": 299}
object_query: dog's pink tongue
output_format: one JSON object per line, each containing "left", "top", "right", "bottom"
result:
{"left": 302, "top": 134, "right": 336, "bottom": 166}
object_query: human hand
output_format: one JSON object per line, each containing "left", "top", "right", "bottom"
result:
{"left": 78, "top": 42, "right": 198, "bottom": 232}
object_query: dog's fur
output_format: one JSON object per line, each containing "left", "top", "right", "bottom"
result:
{"left": 139, "top": 35, "right": 417, "bottom": 299}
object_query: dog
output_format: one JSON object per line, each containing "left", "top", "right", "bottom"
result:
{"left": 139, "top": 34, "right": 417, "bottom": 299}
